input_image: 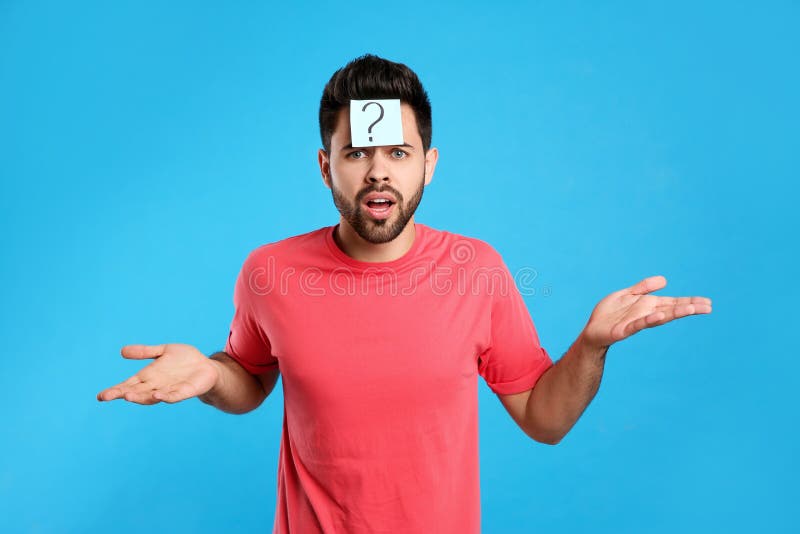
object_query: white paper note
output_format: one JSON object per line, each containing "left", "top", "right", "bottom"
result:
{"left": 350, "top": 99, "right": 403, "bottom": 147}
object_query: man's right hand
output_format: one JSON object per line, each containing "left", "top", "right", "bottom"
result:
{"left": 96, "top": 343, "right": 221, "bottom": 405}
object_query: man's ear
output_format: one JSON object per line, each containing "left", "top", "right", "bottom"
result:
{"left": 318, "top": 148, "right": 331, "bottom": 189}
{"left": 423, "top": 147, "right": 439, "bottom": 186}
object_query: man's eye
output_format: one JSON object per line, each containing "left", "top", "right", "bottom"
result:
{"left": 392, "top": 149, "right": 408, "bottom": 158}
{"left": 348, "top": 150, "right": 366, "bottom": 159}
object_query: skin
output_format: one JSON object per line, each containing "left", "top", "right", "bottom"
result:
{"left": 97, "top": 100, "right": 712, "bottom": 448}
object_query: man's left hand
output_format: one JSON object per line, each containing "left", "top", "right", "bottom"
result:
{"left": 579, "top": 275, "right": 712, "bottom": 351}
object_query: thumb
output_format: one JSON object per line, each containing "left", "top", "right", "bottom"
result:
{"left": 120, "top": 344, "right": 168, "bottom": 360}
{"left": 628, "top": 275, "right": 667, "bottom": 296}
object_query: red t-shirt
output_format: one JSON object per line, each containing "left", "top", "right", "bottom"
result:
{"left": 225, "top": 222, "right": 553, "bottom": 533}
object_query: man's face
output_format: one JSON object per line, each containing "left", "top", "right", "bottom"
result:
{"left": 318, "top": 103, "right": 439, "bottom": 244}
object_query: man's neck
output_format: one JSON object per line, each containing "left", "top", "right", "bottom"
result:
{"left": 333, "top": 218, "right": 417, "bottom": 263}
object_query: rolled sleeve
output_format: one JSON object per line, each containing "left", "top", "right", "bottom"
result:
{"left": 224, "top": 253, "right": 278, "bottom": 375}
{"left": 478, "top": 259, "right": 553, "bottom": 395}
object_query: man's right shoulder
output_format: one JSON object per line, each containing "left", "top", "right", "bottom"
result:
{"left": 239, "top": 226, "right": 330, "bottom": 268}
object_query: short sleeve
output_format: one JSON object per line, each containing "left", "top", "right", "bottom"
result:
{"left": 478, "top": 259, "right": 554, "bottom": 395}
{"left": 224, "top": 253, "right": 278, "bottom": 375}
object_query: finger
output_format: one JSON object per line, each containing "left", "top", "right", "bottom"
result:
{"left": 121, "top": 382, "right": 162, "bottom": 405}
{"left": 121, "top": 344, "right": 168, "bottom": 360}
{"left": 619, "top": 310, "right": 667, "bottom": 338}
{"left": 99, "top": 379, "right": 150, "bottom": 402}
{"left": 153, "top": 382, "right": 198, "bottom": 404}
{"left": 655, "top": 302, "right": 713, "bottom": 316}
{"left": 98, "top": 387, "right": 124, "bottom": 401}
{"left": 628, "top": 275, "right": 667, "bottom": 296}
{"left": 620, "top": 301, "right": 712, "bottom": 339}
{"left": 656, "top": 295, "right": 713, "bottom": 307}
{"left": 122, "top": 390, "right": 160, "bottom": 405}
{"left": 97, "top": 375, "right": 143, "bottom": 401}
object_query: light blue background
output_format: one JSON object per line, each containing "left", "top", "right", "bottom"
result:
{"left": 1, "top": 1, "right": 796, "bottom": 532}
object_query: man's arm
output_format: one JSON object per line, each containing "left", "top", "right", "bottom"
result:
{"left": 498, "top": 334, "right": 607, "bottom": 445}
{"left": 198, "top": 351, "right": 279, "bottom": 415}
{"left": 498, "top": 275, "right": 712, "bottom": 444}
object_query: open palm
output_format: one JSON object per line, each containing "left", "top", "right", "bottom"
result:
{"left": 96, "top": 343, "right": 219, "bottom": 405}
{"left": 581, "top": 275, "right": 712, "bottom": 350}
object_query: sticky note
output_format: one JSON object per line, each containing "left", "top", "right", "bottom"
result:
{"left": 350, "top": 99, "right": 403, "bottom": 147}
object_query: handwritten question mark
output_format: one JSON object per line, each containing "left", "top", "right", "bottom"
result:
{"left": 362, "top": 101, "right": 385, "bottom": 142}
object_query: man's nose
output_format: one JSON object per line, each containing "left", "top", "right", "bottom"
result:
{"left": 367, "top": 152, "right": 390, "bottom": 183}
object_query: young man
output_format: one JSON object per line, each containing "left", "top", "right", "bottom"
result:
{"left": 97, "top": 54, "right": 712, "bottom": 533}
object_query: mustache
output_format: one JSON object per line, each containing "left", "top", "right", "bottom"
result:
{"left": 357, "top": 185, "right": 403, "bottom": 203}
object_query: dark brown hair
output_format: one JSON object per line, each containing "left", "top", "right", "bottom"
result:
{"left": 318, "top": 54, "right": 432, "bottom": 153}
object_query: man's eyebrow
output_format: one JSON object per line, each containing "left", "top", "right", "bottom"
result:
{"left": 341, "top": 142, "right": 415, "bottom": 150}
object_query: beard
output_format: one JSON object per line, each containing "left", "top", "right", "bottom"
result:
{"left": 330, "top": 173, "right": 425, "bottom": 244}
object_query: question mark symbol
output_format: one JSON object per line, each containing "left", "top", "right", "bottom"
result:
{"left": 362, "top": 101, "right": 385, "bottom": 142}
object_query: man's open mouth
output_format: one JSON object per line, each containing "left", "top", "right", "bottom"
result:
{"left": 362, "top": 197, "right": 396, "bottom": 219}
{"left": 365, "top": 198, "right": 394, "bottom": 210}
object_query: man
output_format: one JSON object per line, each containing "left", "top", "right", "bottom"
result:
{"left": 97, "top": 54, "right": 712, "bottom": 533}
